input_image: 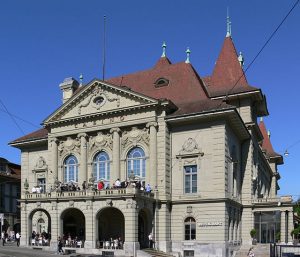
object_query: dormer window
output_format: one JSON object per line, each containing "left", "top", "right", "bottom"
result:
{"left": 154, "top": 78, "right": 169, "bottom": 88}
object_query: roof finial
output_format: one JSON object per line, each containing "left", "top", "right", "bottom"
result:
{"left": 185, "top": 47, "right": 191, "bottom": 63}
{"left": 260, "top": 117, "right": 263, "bottom": 122}
{"left": 79, "top": 73, "right": 83, "bottom": 86}
{"left": 226, "top": 7, "right": 232, "bottom": 37}
{"left": 238, "top": 51, "right": 244, "bottom": 66}
{"left": 161, "top": 41, "right": 167, "bottom": 57}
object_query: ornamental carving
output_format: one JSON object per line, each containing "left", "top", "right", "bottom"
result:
{"left": 121, "top": 127, "right": 149, "bottom": 149}
{"left": 179, "top": 138, "right": 203, "bottom": 156}
{"left": 58, "top": 137, "right": 80, "bottom": 155}
{"left": 77, "top": 86, "right": 120, "bottom": 114}
{"left": 34, "top": 156, "right": 48, "bottom": 171}
{"left": 89, "top": 132, "right": 112, "bottom": 151}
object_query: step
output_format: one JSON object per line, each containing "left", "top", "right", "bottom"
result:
{"left": 143, "top": 248, "right": 174, "bottom": 257}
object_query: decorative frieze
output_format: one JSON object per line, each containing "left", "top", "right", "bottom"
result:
{"left": 89, "top": 132, "right": 113, "bottom": 153}
{"left": 77, "top": 86, "right": 120, "bottom": 114}
{"left": 58, "top": 137, "right": 80, "bottom": 155}
{"left": 121, "top": 127, "right": 149, "bottom": 149}
{"left": 32, "top": 156, "right": 48, "bottom": 173}
{"left": 180, "top": 138, "right": 202, "bottom": 155}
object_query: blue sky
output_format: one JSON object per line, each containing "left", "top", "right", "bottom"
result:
{"left": 0, "top": 0, "right": 299, "bottom": 199}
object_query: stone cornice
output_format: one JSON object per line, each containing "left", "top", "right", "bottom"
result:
{"left": 44, "top": 102, "right": 158, "bottom": 126}
{"left": 43, "top": 80, "right": 159, "bottom": 125}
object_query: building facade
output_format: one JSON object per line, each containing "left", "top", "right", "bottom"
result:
{"left": 10, "top": 32, "right": 293, "bottom": 257}
{"left": 0, "top": 157, "right": 21, "bottom": 236}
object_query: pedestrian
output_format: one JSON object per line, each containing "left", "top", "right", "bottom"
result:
{"left": 247, "top": 247, "right": 255, "bottom": 257}
{"left": 148, "top": 233, "right": 154, "bottom": 249}
{"left": 16, "top": 232, "right": 20, "bottom": 246}
{"left": 57, "top": 236, "right": 64, "bottom": 255}
{"left": 1, "top": 231, "right": 5, "bottom": 246}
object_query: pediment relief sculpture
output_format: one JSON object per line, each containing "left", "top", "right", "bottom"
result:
{"left": 77, "top": 86, "right": 119, "bottom": 114}
{"left": 33, "top": 156, "right": 48, "bottom": 172}
{"left": 58, "top": 137, "right": 80, "bottom": 155}
{"left": 179, "top": 137, "right": 203, "bottom": 156}
{"left": 89, "top": 132, "right": 113, "bottom": 151}
{"left": 121, "top": 127, "right": 149, "bottom": 149}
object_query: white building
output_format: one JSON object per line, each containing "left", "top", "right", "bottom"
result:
{"left": 10, "top": 29, "right": 293, "bottom": 257}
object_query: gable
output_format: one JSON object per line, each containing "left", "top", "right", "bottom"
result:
{"left": 43, "top": 80, "right": 159, "bottom": 125}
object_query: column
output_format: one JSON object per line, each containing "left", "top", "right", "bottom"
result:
{"left": 110, "top": 128, "right": 121, "bottom": 182}
{"left": 271, "top": 174, "right": 277, "bottom": 197}
{"left": 124, "top": 200, "right": 139, "bottom": 255}
{"left": 146, "top": 122, "right": 158, "bottom": 188}
{"left": 280, "top": 210, "right": 287, "bottom": 243}
{"left": 50, "top": 138, "right": 58, "bottom": 182}
{"left": 78, "top": 133, "right": 88, "bottom": 184}
{"left": 288, "top": 210, "right": 293, "bottom": 243}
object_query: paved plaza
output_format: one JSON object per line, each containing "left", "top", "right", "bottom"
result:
{"left": 0, "top": 242, "right": 102, "bottom": 257}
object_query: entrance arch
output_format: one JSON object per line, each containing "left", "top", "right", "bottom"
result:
{"left": 96, "top": 207, "right": 125, "bottom": 242}
{"left": 61, "top": 208, "right": 85, "bottom": 240}
{"left": 138, "top": 208, "right": 152, "bottom": 249}
{"left": 28, "top": 209, "right": 51, "bottom": 246}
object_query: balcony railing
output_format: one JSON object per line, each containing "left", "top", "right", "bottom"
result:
{"left": 252, "top": 195, "right": 293, "bottom": 204}
{"left": 23, "top": 187, "right": 154, "bottom": 200}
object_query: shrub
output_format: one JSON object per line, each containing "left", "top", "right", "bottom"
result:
{"left": 250, "top": 229, "right": 257, "bottom": 238}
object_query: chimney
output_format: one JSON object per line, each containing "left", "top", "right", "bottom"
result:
{"left": 59, "top": 77, "right": 79, "bottom": 103}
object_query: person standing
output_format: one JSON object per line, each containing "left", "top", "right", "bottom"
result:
{"left": 15, "top": 232, "right": 20, "bottom": 246}
{"left": 148, "top": 233, "right": 154, "bottom": 249}
{"left": 57, "top": 236, "right": 64, "bottom": 255}
{"left": 1, "top": 231, "right": 5, "bottom": 246}
{"left": 247, "top": 247, "right": 255, "bottom": 257}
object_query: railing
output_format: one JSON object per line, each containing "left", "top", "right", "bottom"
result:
{"left": 252, "top": 195, "right": 293, "bottom": 204}
{"left": 270, "top": 243, "right": 300, "bottom": 257}
{"left": 23, "top": 187, "right": 154, "bottom": 200}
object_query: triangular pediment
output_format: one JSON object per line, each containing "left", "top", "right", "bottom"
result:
{"left": 43, "top": 79, "right": 158, "bottom": 125}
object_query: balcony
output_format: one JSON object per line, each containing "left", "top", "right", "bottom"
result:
{"left": 22, "top": 187, "right": 154, "bottom": 201}
{"left": 252, "top": 195, "right": 293, "bottom": 205}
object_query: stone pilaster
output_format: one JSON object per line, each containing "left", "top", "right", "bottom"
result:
{"left": 110, "top": 128, "right": 121, "bottom": 183}
{"left": 78, "top": 133, "right": 88, "bottom": 184}
{"left": 281, "top": 210, "right": 288, "bottom": 243}
{"left": 146, "top": 122, "right": 158, "bottom": 188}
{"left": 271, "top": 174, "right": 277, "bottom": 197}
{"left": 50, "top": 138, "right": 58, "bottom": 182}
{"left": 288, "top": 210, "right": 293, "bottom": 243}
{"left": 124, "top": 200, "right": 139, "bottom": 255}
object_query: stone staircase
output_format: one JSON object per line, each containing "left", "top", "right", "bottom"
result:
{"left": 235, "top": 244, "right": 270, "bottom": 257}
{"left": 142, "top": 248, "right": 175, "bottom": 257}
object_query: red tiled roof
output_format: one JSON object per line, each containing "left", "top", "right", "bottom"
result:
{"left": 107, "top": 57, "right": 210, "bottom": 108}
{"left": 10, "top": 128, "right": 48, "bottom": 144}
{"left": 206, "top": 37, "right": 259, "bottom": 97}
{"left": 168, "top": 99, "right": 233, "bottom": 117}
{"left": 259, "top": 120, "right": 282, "bottom": 162}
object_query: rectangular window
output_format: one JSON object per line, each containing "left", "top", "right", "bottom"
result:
{"left": 37, "top": 178, "right": 46, "bottom": 193}
{"left": 184, "top": 165, "right": 197, "bottom": 194}
{"left": 184, "top": 250, "right": 194, "bottom": 257}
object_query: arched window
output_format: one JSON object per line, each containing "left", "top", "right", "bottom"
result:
{"left": 127, "top": 147, "right": 146, "bottom": 180}
{"left": 93, "top": 151, "right": 110, "bottom": 186}
{"left": 184, "top": 217, "right": 196, "bottom": 240}
{"left": 63, "top": 155, "right": 78, "bottom": 182}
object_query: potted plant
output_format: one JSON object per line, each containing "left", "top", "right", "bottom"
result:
{"left": 275, "top": 232, "right": 281, "bottom": 243}
{"left": 292, "top": 228, "right": 299, "bottom": 245}
{"left": 250, "top": 229, "right": 257, "bottom": 245}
